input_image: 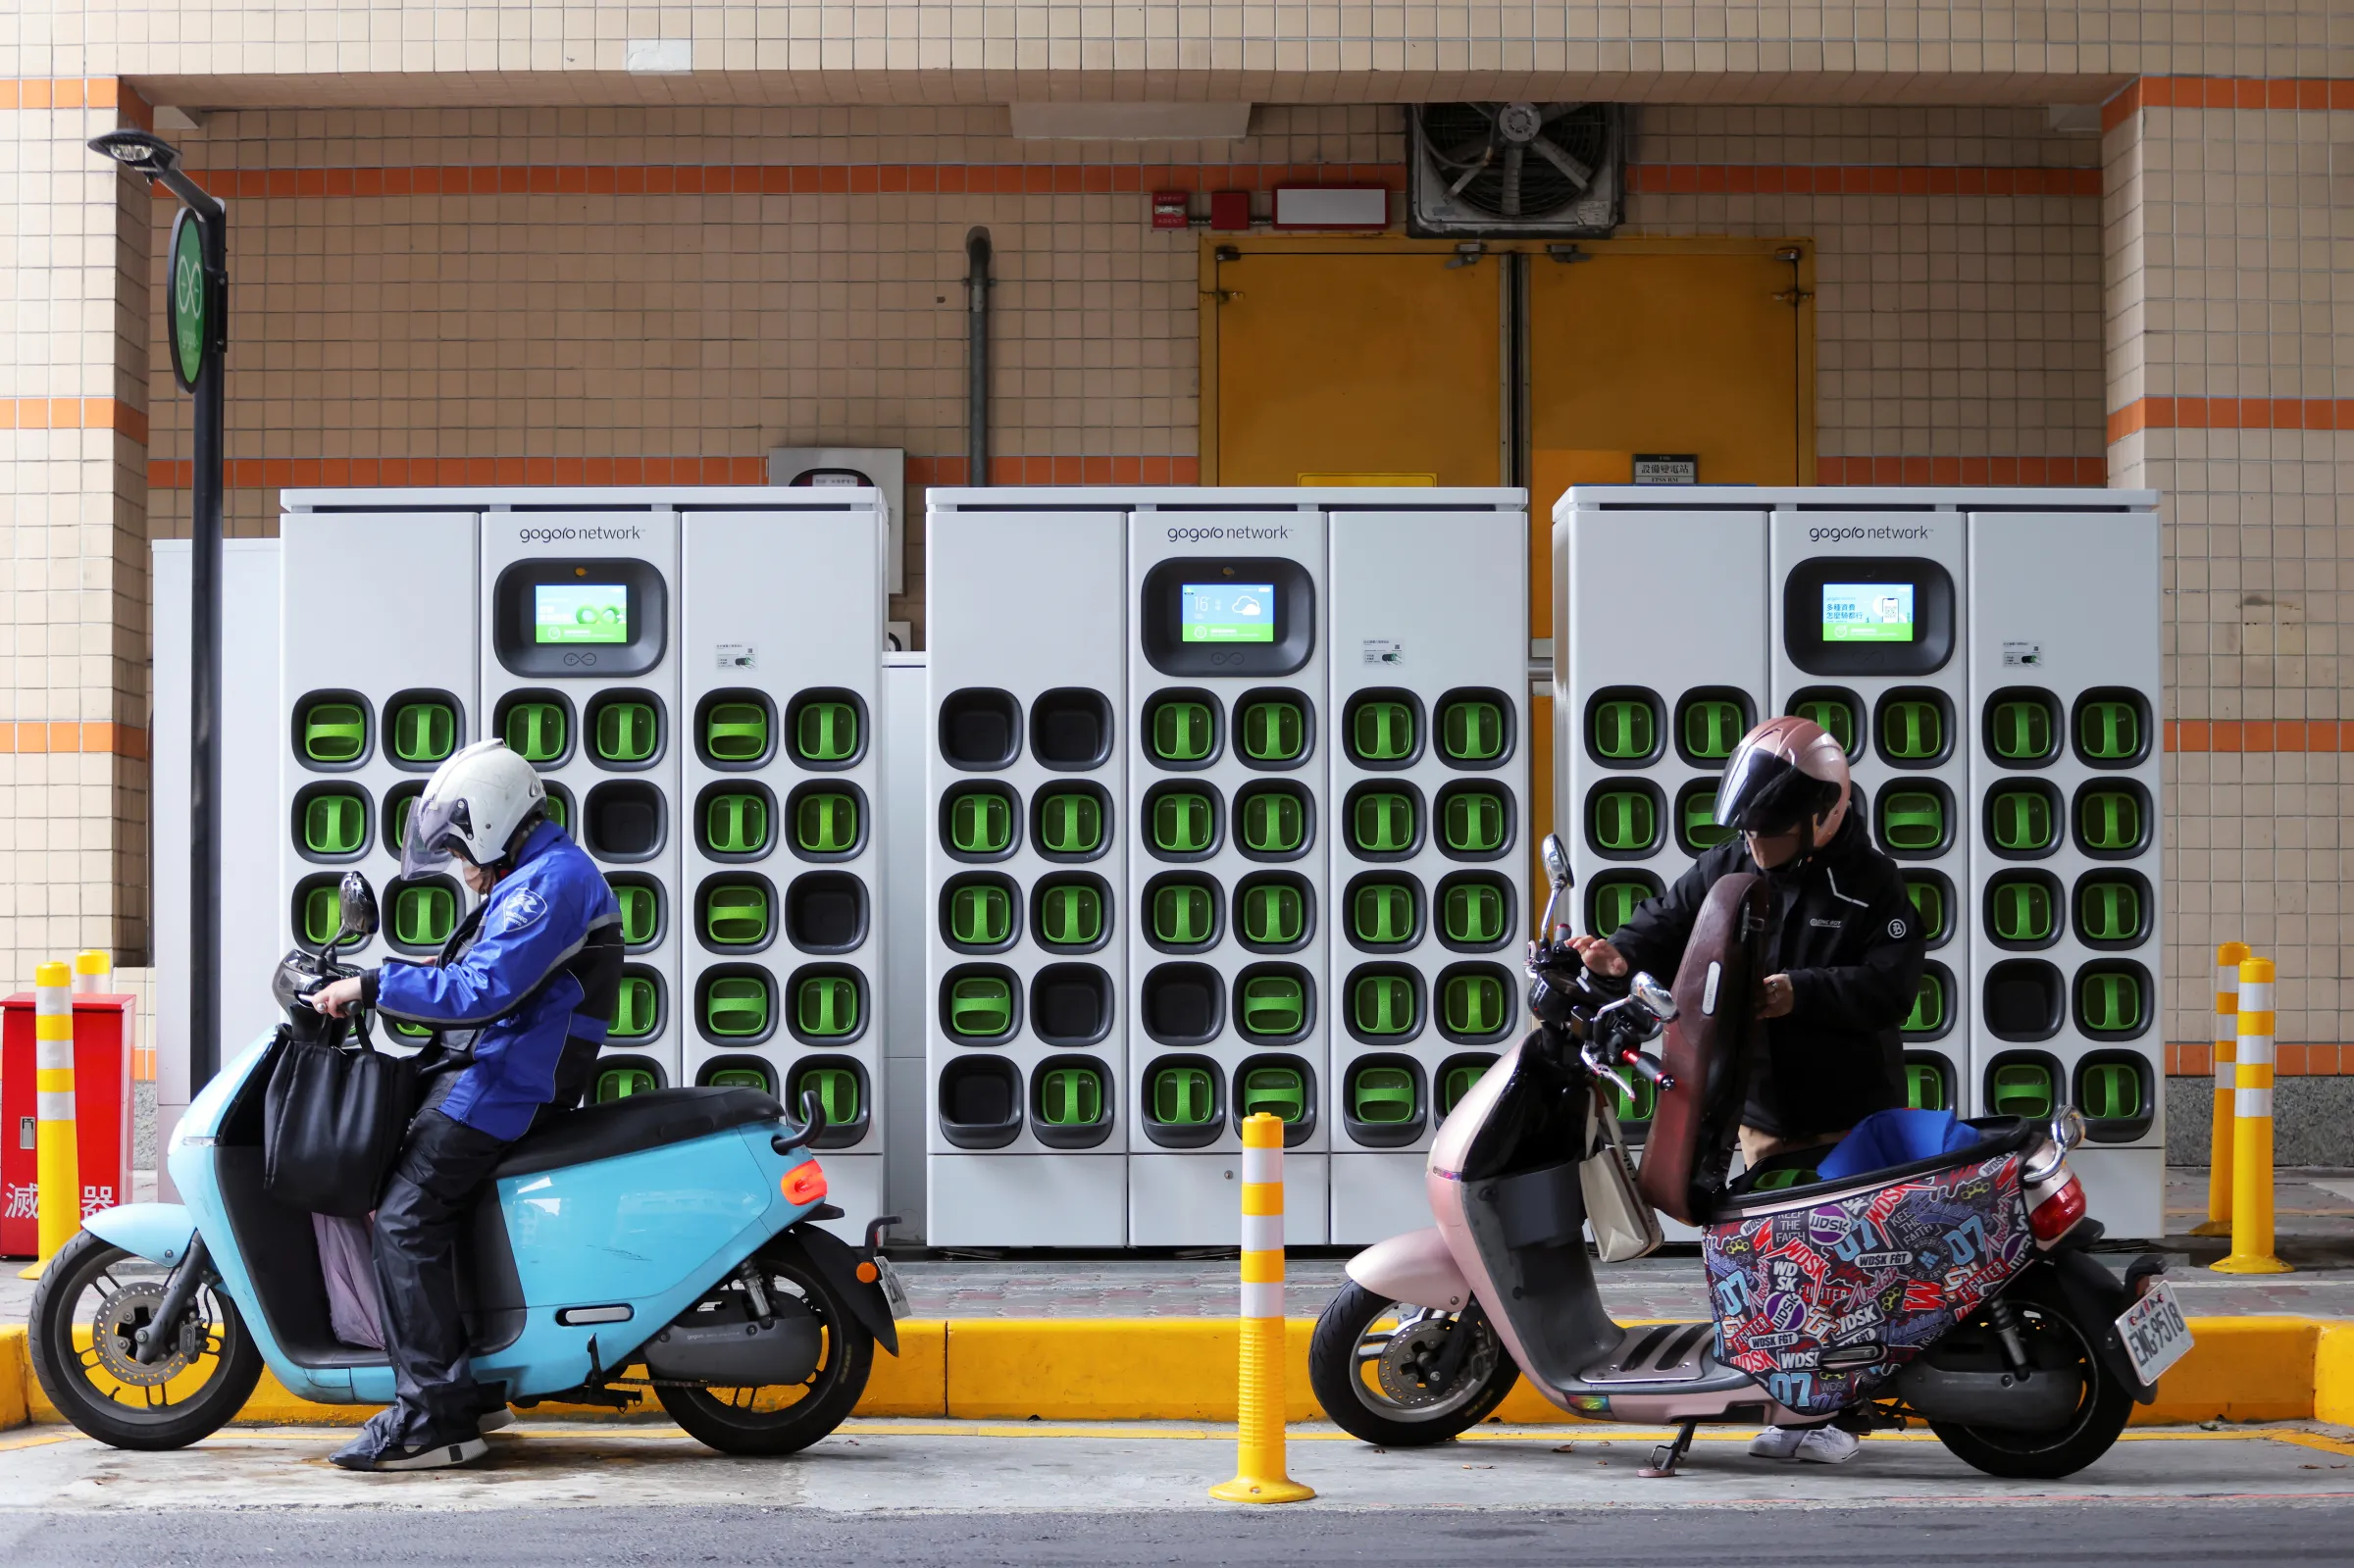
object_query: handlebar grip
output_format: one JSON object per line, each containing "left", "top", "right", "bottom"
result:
{"left": 1623, "top": 1050, "right": 1675, "bottom": 1091}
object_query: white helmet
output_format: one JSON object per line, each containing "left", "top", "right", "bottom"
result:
{"left": 400, "top": 739, "right": 547, "bottom": 878}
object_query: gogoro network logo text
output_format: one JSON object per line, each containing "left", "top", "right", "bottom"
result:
{"left": 515, "top": 525, "right": 645, "bottom": 544}
{"left": 1164, "top": 524, "right": 1293, "bottom": 543}
{"left": 1807, "top": 525, "right": 1933, "bottom": 543}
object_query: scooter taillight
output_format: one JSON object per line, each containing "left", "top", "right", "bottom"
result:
{"left": 782, "top": 1159, "right": 829, "bottom": 1206}
{"left": 2027, "top": 1166, "right": 2086, "bottom": 1244}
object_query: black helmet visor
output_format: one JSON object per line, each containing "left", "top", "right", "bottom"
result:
{"left": 1714, "top": 747, "right": 1839, "bottom": 836}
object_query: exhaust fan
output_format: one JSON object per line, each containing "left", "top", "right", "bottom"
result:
{"left": 1407, "top": 102, "right": 1627, "bottom": 237}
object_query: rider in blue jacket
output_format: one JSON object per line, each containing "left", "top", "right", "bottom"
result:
{"left": 309, "top": 739, "right": 621, "bottom": 1470}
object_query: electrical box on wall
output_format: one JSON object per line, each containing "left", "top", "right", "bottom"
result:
{"left": 769, "top": 448, "right": 908, "bottom": 597}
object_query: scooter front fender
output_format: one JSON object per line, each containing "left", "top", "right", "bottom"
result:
{"left": 1347, "top": 1226, "right": 1471, "bottom": 1312}
{"left": 84, "top": 1202, "right": 196, "bottom": 1267}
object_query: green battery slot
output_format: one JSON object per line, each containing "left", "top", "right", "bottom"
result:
{"left": 1237, "top": 1065, "right": 1307, "bottom": 1123}
{"left": 1902, "top": 970, "right": 1946, "bottom": 1035}
{"left": 1351, "top": 699, "right": 1416, "bottom": 763}
{"left": 1989, "top": 786, "right": 2056, "bottom": 853}
{"left": 390, "top": 701, "right": 457, "bottom": 766}
{"left": 300, "top": 885, "right": 339, "bottom": 947}
{"left": 1611, "top": 1075, "right": 1657, "bottom": 1125}
{"left": 1352, "top": 882, "right": 1417, "bottom": 946}
{"left": 504, "top": 700, "right": 568, "bottom": 764}
{"left": 795, "top": 975, "right": 860, "bottom": 1037}
{"left": 947, "top": 976, "right": 1013, "bottom": 1037}
{"left": 613, "top": 882, "right": 661, "bottom": 946}
{"left": 1443, "top": 881, "right": 1507, "bottom": 946}
{"left": 2078, "top": 1060, "right": 2143, "bottom": 1121}
{"left": 1350, "top": 1065, "right": 1418, "bottom": 1125}
{"left": 1589, "top": 786, "right": 1659, "bottom": 854}
{"left": 707, "top": 1065, "right": 774, "bottom": 1093}
{"left": 301, "top": 699, "right": 368, "bottom": 765}
{"left": 1352, "top": 973, "right": 1416, "bottom": 1037}
{"left": 2077, "top": 878, "right": 2145, "bottom": 944}
{"left": 948, "top": 884, "right": 1014, "bottom": 947}
{"left": 2078, "top": 788, "right": 2143, "bottom": 853}
{"left": 303, "top": 792, "right": 367, "bottom": 856}
{"left": 1353, "top": 791, "right": 1417, "bottom": 854}
{"left": 1152, "top": 1065, "right": 1216, "bottom": 1126}
{"left": 595, "top": 1066, "right": 658, "bottom": 1102}
{"left": 1878, "top": 695, "right": 1945, "bottom": 763}
{"left": 1988, "top": 694, "right": 2057, "bottom": 762}
{"left": 795, "top": 791, "right": 860, "bottom": 855}
{"left": 1878, "top": 788, "right": 1948, "bottom": 853}
{"left": 794, "top": 700, "right": 859, "bottom": 764}
{"left": 1151, "top": 699, "right": 1215, "bottom": 763}
{"left": 1038, "top": 790, "right": 1104, "bottom": 856}
{"left": 1442, "top": 972, "right": 1507, "bottom": 1037}
{"left": 1905, "top": 876, "right": 1949, "bottom": 943}
{"left": 2078, "top": 969, "right": 2144, "bottom": 1035}
{"left": 1152, "top": 790, "right": 1214, "bottom": 855}
{"left": 1588, "top": 878, "right": 1654, "bottom": 939}
{"left": 541, "top": 787, "right": 570, "bottom": 835}
{"left": 1240, "top": 699, "right": 1307, "bottom": 763}
{"left": 1442, "top": 787, "right": 1509, "bottom": 855}
{"left": 1990, "top": 879, "right": 2056, "bottom": 944}
{"left": 1229, "top": 884, "right": 1295, "bottom": 947}
{"left": 610, "top": 976, "right": 659, "bottom": 1038}
{"left": 1038, "top": 883, "right": 1104, "bottom": 947}
{"left": 704, "top": 700, "right": 770, "bottom": 763}
{"left": 1239, "top": 975, "right": 1307, "bottom": 1037}
{"left": 2077, "top": 695, "right": 2143, "bottom": 763}
{"left": 1037, "top": 1065, "right": 1102, "bottom": 1127}
{"left": 385, "top": 1017, "right": 433, "bottom": 1041}
{"left": 1988, "top": 1061, "right": 2056, "bottom": 1120}
{"left": 1439, "top": 1059, "right": 1490, "bottom": 1115}
{"left": 705, "top": 792, "right": 770, "bottom": 856}
{"left": 1588, "top": 694, "right": 1658, "bottom": 762}
{"left": 1904, "top": 1059, "right": 1950, "bottom": 1112}
{"left": 1240, "top": 788, "right": 1307, "bottom": 855}
{"left": 705, "top": 975, "right": 772, "bottom": 1037}
{"left": 1151, "top": 883, "right": 1216, "bottom": 947}
{"left": 394, "top": 884, "right": 457, "bottom": 947}
{"left": 1441, "top": 699, "right": 1507, "bottom": 763}
{"left": 1790, "top": 692, "right": 1861, "bottom": 756}
{"left": 593, "top": 701, "right": 658, "bottom": 764}
{"left": 704, "top": 885, "right": 770, "bottom": 945}
{"left": 947, "top": 790, "right": 1012, "bottom": 856}
{"left": 1679, "top": 695, "right": 1746, "bottom": 762}
{"left": 387, "top": 790, "right": 418, "bottom": 852}
{"left": 1675, "top": 784, "right": 1735, "bottom": 854}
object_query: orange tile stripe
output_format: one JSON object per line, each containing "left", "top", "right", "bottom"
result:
{"left": 1630, "top": 164, "right": 2100, "bottom": 197}
{"left": 147, "top": 453, "right": 1201, "bottom": 489}
{"left": 1817, "top": 455, "right": 2106, "bottom": 486}
{"left": 2170, "top": 1042, "right": 2354, "bottom": 1077}
{"left": 0, "top": 722, "right": 148, "bottom": 758}
{"left": 2166, "top": 720, "right": 2354, "bottom": 753}
{"left": 2104, "top": 76, "right": 2354, "bottom": 131}
{"left": 0, "top": 77, "right": 151, "bottom": 127}
{"left": 0, "top": 397, "right": 148, "bottom": 444}
{"left": 2107, "top": 395, "right": 2354, "bottom": 443}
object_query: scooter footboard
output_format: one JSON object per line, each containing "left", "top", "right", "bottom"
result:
{"left": 1702, "top": 1149, "right": 2036, "bottom": 1415}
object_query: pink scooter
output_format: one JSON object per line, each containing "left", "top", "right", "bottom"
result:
{"left": 1308, "top": 834, "right": 2184, "bottom": 1479}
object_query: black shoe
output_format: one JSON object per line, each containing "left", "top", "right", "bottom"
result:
{"left": 331, "top": 1416, "right": 489, "bottom": 1473}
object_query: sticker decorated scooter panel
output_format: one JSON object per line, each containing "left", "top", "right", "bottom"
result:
{"left": 1702, "top": 1149, "right": 2033, "bottom": 1415}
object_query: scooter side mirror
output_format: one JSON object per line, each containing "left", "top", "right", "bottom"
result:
{"left": 1630, "top": 971, "right": 1678, "bottom": 1022}
{"left": 333, "top": 871, "right": 380, "bottom": 950}
{"left": 1541, "top": 833, "right": 1573, "bottom": 891}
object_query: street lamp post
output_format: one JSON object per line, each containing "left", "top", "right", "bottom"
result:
{"left": 89, "top": 130, "right": 229, "bottom": 1091}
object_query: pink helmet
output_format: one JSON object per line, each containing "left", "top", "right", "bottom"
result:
{"left": 1714, "top": 715, "right": 1852, "bottom": 848}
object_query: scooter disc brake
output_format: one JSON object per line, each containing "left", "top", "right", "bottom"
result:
{"left": 1374, "top": 1315, "right": 1491, "bottom": 1408}
{"left": 90, "top": 1282, "right": 188, "bottom": 1387}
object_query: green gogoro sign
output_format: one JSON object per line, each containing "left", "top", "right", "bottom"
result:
{"left": 168, "top": 208, "right": 209, "bottom": 390}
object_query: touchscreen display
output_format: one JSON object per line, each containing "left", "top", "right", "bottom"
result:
{"left": 1182, "top": 582, "right": 1276, "bottom": 643}
{"left": 1821, "top": 582, "right": 1915, "bottom": 643}
{"left": 535, "top": 582, "right": 629, "bottom": 644}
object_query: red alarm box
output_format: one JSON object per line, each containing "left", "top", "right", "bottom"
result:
{"left": 1, "top": 991, "right": 137, "bottom": 1256}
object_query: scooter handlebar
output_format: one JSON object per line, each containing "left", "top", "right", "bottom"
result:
{"left": 1622, "top": 1050, "right": 1675, "bottom": 1092}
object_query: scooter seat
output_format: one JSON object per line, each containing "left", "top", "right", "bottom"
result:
{"left": 493, "top": 1086, "right": 784, "bottom": 1180}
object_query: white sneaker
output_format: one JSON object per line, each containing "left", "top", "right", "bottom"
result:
{"left": 1793, "top": 1426, "right": 1862, "bottom": 1464}
{"left": 1748, "top": 1426, "right": 1806, "bottom": 1459}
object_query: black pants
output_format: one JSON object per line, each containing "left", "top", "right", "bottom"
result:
{"left": 371, "top": 1105, "right": 511, "bottom": 1442}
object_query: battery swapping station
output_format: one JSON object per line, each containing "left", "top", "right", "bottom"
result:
{"left": 1556, "top": 486, "right": 2163, "bottom": 1239}
{"left": 922, "top": 506, "right": 1131, "bottom": 1247}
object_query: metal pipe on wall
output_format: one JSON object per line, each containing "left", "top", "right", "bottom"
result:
{"left": 965, "top": 228, "right": 993, "bottom": 485}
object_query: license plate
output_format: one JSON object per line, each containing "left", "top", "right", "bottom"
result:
{"left": 2115, "top": 1277, "right": 2192, "bottom": 1386}
{"left": 871, "top": 1254, "right": 911, "bottom": 1320}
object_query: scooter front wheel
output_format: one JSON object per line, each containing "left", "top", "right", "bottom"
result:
{"left": 653, "top": 1245, "right": 874, "bottom": 1456}
{"left": 1308, "top": 1281, "right": 1519, "bottom": 1445}
{"left": 28, "top": 1231, "right": 264, "bottom": 1450}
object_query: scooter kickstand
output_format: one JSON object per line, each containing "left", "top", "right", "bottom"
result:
{"left": 1639, "top": 1419, "right": 1699, "bottom": 1479}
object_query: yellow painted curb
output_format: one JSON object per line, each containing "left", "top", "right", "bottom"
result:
{"left": 5, "top": 1315, "right": 2349, "bottom": 1432}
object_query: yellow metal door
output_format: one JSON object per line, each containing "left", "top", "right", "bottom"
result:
{"left": 1208, "top": 249, "right": 1503, "bottom": 487}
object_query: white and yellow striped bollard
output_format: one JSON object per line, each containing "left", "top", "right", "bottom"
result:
{"left": 21, "top": 961, "right": 79, "bottom": 1279}
{"left": 2213, "top": 955, "right": 2291, "bottom": 1275}
{"left": 2192, "top": 941, "right": 2249, "bottom": 1238}
{"left": 1210, "top": 1112, "right": 1313, "bottom": 1503}
{"left": 73, "top": 949, "right": 110, "bottom": 995}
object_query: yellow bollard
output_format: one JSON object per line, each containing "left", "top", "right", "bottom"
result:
{"left": 20, "top": 961, "right": 78, "bottom": 1280}
{"left": 1210, "top": 1112, "right": 1314, "bottom": 1504}
{"left": 2192, "top": 940, "right": 2250, "bottom": 1238}
{"left": 73, "top": 949, "right": 111, "bottom": 995}
{"left": 2213, "top": 956, "right": 2292, "bottom": 1275}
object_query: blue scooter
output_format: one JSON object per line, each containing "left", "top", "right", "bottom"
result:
{"left": 29, "top": 873, "right": 903, "bottom": 1455}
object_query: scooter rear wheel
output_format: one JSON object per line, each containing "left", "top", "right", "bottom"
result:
{"left": 1309, "top": 1281, "right": 1519, "bottom": 1446}
{"left": 28, "top": 1231, "right": 263, "bottom": 1451}
{"left": 653, "top": 1246, "right": 874, "bottom": 1456}
{"left": 1926, "top": 1272, "right": 2133, "bottom": 1480}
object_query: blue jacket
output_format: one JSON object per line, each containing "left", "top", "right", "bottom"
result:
{"left": 366, "top": 820, "right": 622, "bottom": 1140}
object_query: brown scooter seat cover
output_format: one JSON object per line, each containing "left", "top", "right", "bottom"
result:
{"left": 1633, "top": 871, "right": 1771, "bottom": 1226}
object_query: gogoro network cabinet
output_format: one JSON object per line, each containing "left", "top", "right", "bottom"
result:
{"left": 276, "top": 489, "right": 890, "bottom": 1237}
{"left": 923, "top": 489, "right": 1527, "bottom": 1247}
{"left": 1554, "top": 486, "right": 2163, "bottom": 1239}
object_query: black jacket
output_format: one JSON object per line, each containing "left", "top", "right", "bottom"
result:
{"left": 1608, "top": 812, "right": 1926, "bottom": 1138}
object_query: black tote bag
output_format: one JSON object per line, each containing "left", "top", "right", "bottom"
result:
{"left": 263, "top": 1035, "right": 417, "bottom": 1217}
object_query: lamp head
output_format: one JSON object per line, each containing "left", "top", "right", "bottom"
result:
{"left": 87, "top": 129, "right": 182, "bottom": 177}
